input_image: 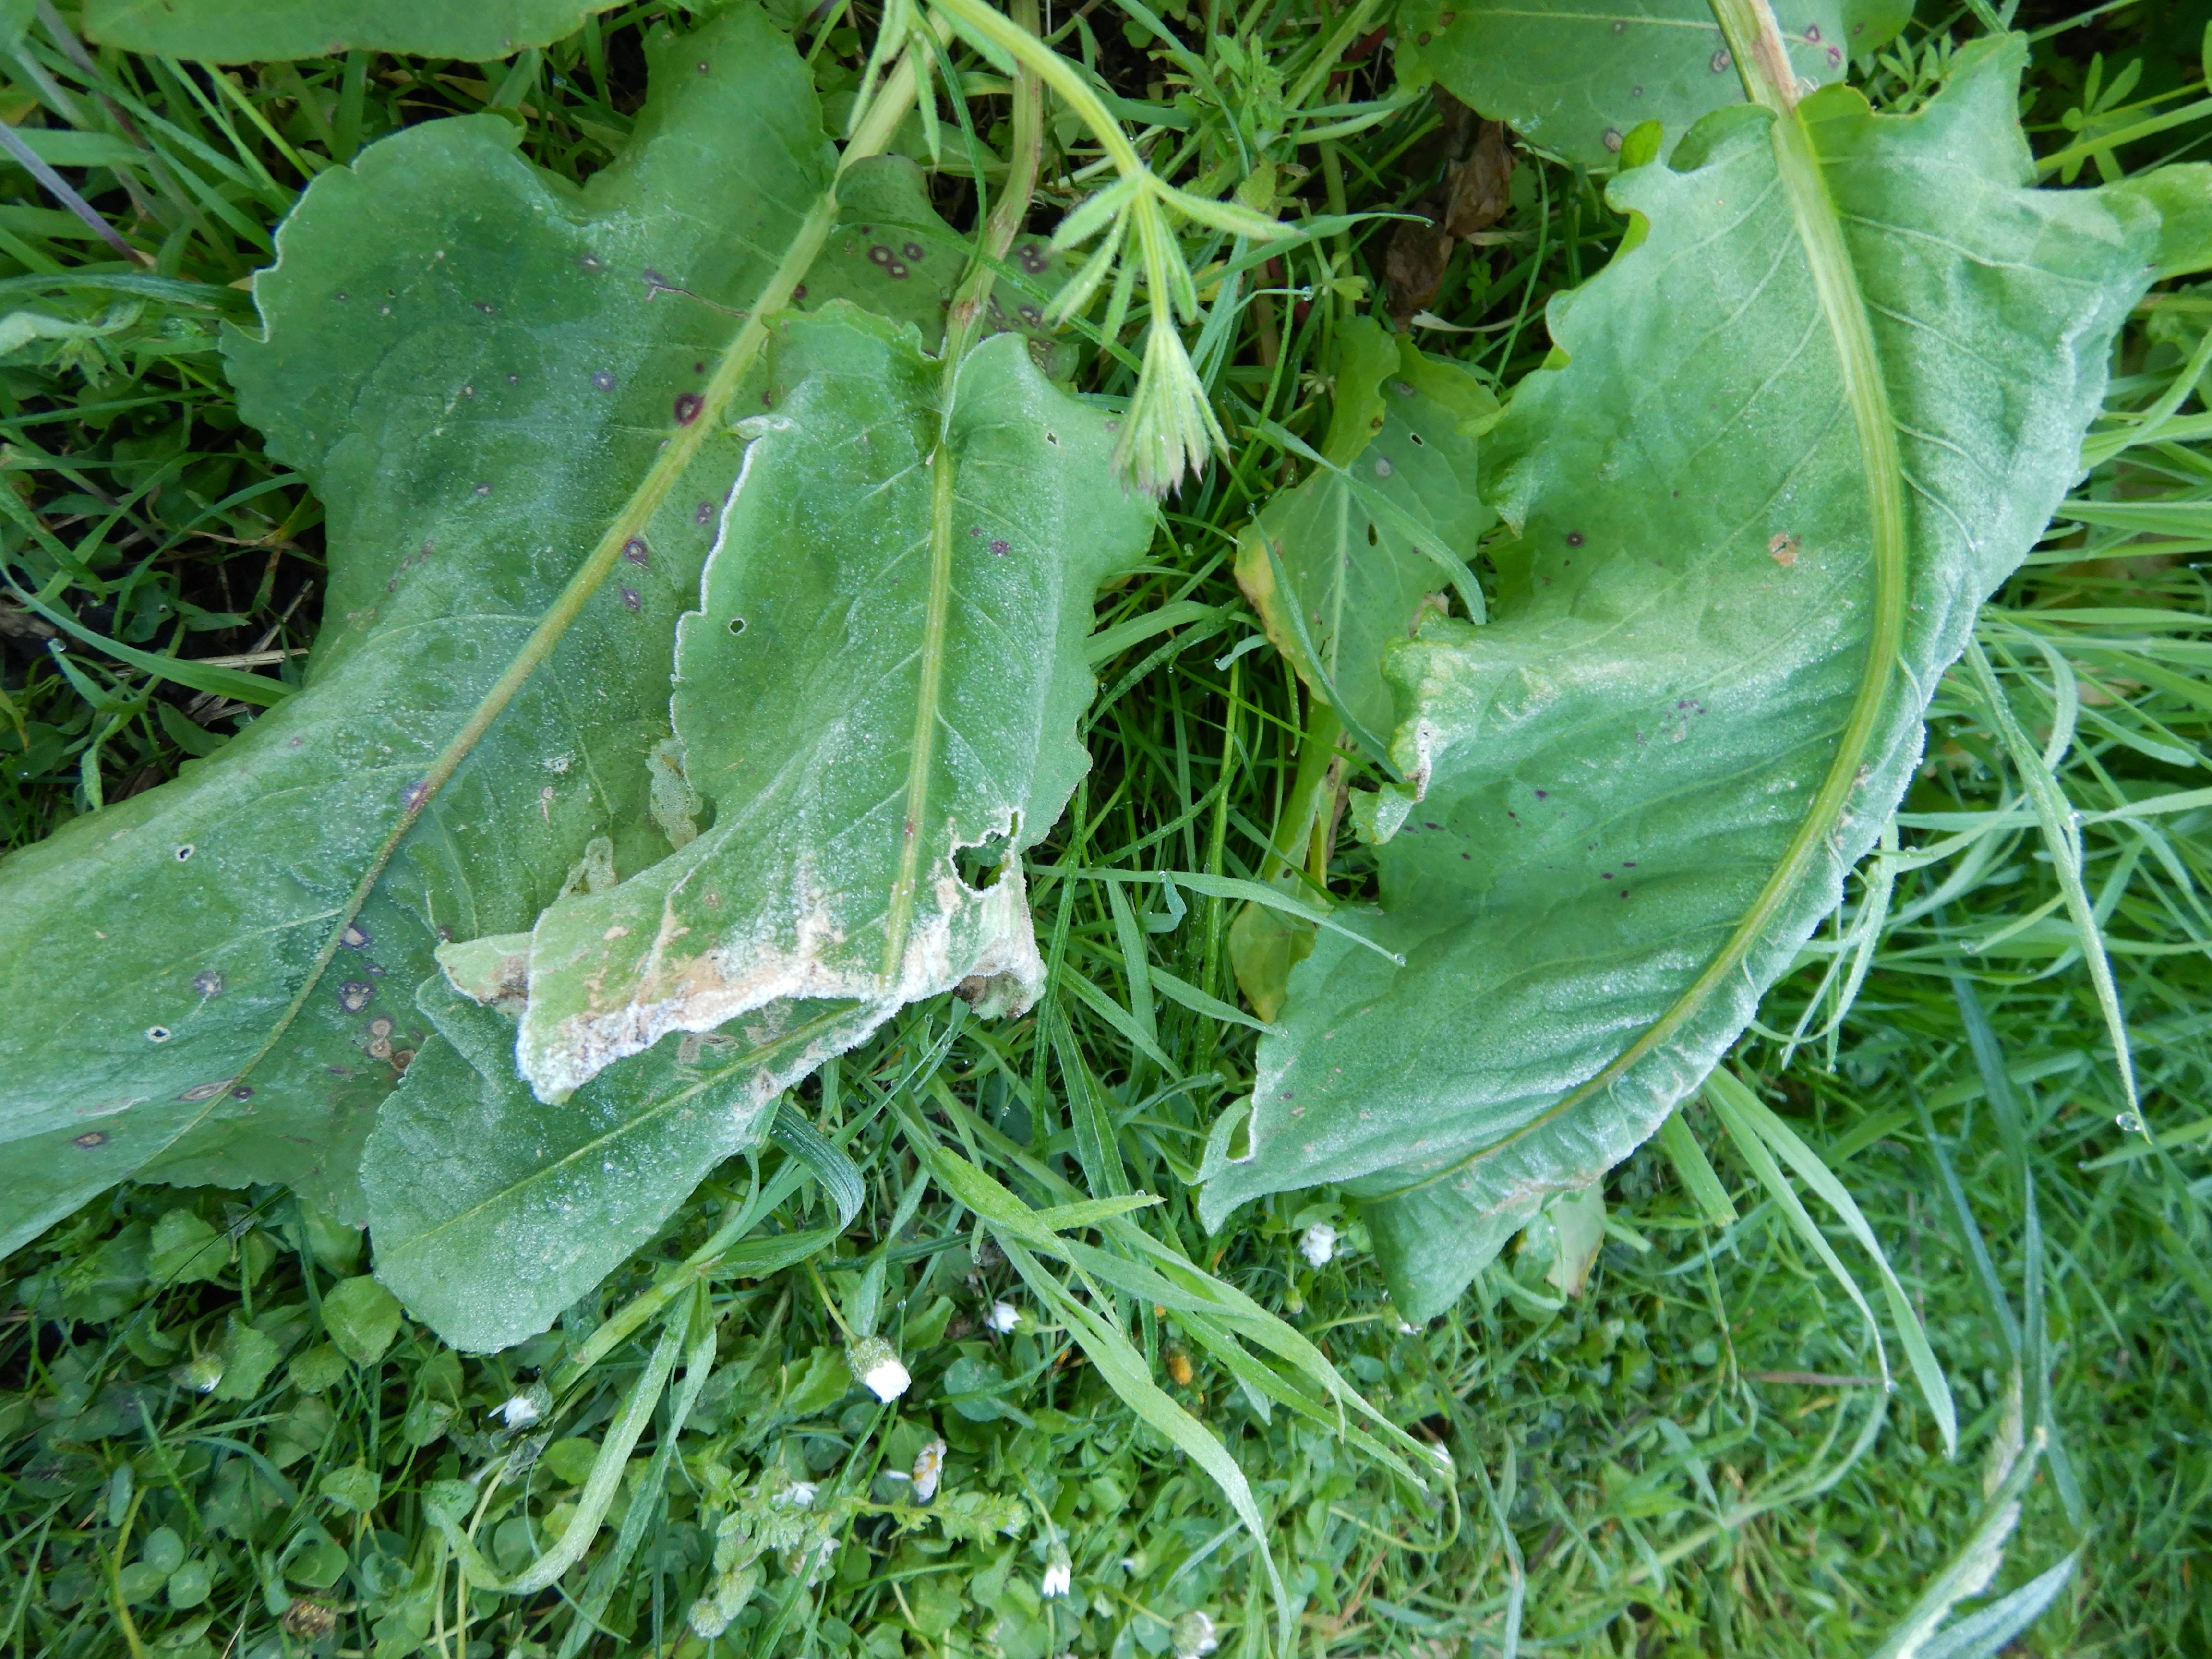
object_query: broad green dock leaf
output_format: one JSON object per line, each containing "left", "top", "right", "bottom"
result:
{"left": 363, "top": 978, "right": 866, "bottom": 1351}
{"left": 1396, "top": 0, "right": 1911, "bottom": 168}
{"left": 86, "top": 0, "right": 625, "bottom": 60}
{"left": 1235, "top": 319, "right": 1497, "bottom": 749}
{"left": 498, "top": 306, "right": 1153, "bottom": 1101}
{"left": 1201, "top": 41, "right": 2176, "bottom": 1318}
{"left": 0, "top": 7, "right": 898, "bottom": 1255}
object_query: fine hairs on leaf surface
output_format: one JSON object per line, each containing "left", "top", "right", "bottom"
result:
{"left": 0, "top": 4, "right": 950, "bottom": 1261}
{"left": 1200, "top": 36, "right": 2182, "bottom": 1320}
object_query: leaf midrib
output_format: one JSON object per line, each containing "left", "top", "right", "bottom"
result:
{"left": 1386, "top": 4, "right": 1911, "bottom": 1199}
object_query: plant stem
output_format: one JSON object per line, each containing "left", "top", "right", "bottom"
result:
{"left": 1261, "top": 696, "right": 1342, "bottom": 884}
{"left": 945, "top": 0, "right": 1045, "bottom": 360}
{"left": 886, "top": 0, "right": 1043, "bottom": 979}
{"left": 933, "top": 0, "right": 1150, "bottom": 180}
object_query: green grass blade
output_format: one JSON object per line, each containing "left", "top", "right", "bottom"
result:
{"left": 1707, "top": 1068, "right": 1957, "bottom": 1455}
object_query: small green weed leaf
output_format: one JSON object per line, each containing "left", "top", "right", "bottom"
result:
{"left": 213, "top": 1318, "right": 283, "bottom": 1401}
{"left": 148, "top": 1209, "right": 228, "bottom": 1285}
{"left": 1237, "top": 321, "right": 1496, "bottom": 746}
{"left": 165, "top": 1558, "right": 211, "bottom": 1609}
{"left": 0, "top": 8, "right": 907, "bottom": 1253}
{"left": 783, "top": 1345, "right": 853, "bottom": 1418}
{"left": 86, "top": 0, "right": 625, "bottom": 60}
{"left": 1203, "top": 43, "right": 2178, "bottom": 1318}
{"left": 1396, "top": 0, "right": 1911, "bottom": 168}
{"left": 317, "top": 1462, "right": 381, "bottom": 1514}
{"left": 140, "top": 1527, "right": 184, "bottom": 1576}
{"left": 320, "top": 1274, "right": 402, "bottom": 1365}
{"left": 542, "top": 1439, "right": 599, "bottom": 1486}
{"left": 362, "top": 977, "right": 833, "bottom": 1353}
{"left": 500, "top": 309, "right": 1151, "bottom": 1099}
{"left": 287, "top": 1344, "right": 347, "bottom": 1393}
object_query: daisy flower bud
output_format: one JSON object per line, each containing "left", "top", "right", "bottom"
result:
{"left": 1171, "top": 1610, "right": 1219, "bottom": 1659}
{"left": 181, "top": 1353, "right": 224, "bottom": 1394}
{"left": 1041, "top": 1539, "right": 1072, "bottom": 1598}
{"left": 846, "top": 1334, "right": 910, "bottom": 1402}
{"left": 986, "top": 1299, "right": 1020, "bottom": 1333}
{"left": 688, "top": 1598, "right": 730, "bottom": 1640}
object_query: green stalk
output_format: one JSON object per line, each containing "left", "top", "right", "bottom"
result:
{"left": 1260, "top": 696, "right": 1342, "bottom": 885}
{"left": 203, "top": 50, "right": 932, "bottom": 1108}
{"left": 1390, "top": 0, "right": 1910, "bottom": 1196}
{"left": 883, "top": 0, "right": 1043, "bottom": 980}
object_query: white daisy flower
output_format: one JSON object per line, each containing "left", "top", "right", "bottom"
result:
{"left": 911, "top": 1437, "right": 947, "bottom": 1502}
{"left": 1298, "top": 1223, "right": 1338, "bottom": 1268}
{"left": 986, "top": 1299, "right": 1020, "bottom": 1333}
